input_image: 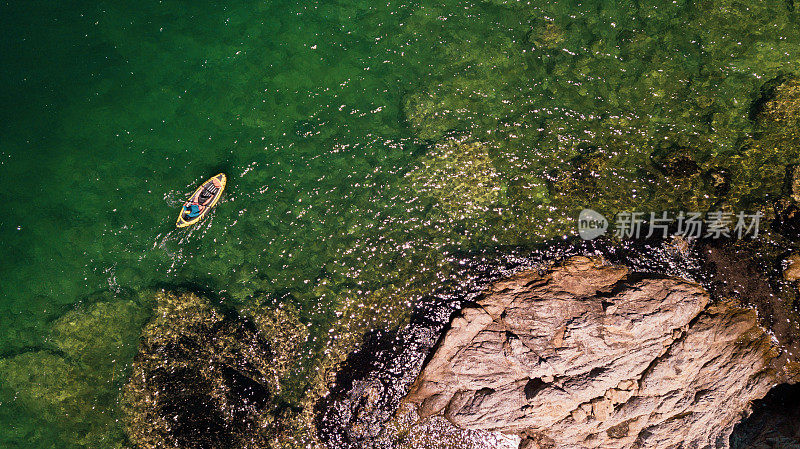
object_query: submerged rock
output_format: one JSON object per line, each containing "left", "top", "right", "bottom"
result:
{"left": 406, "top": 257, "right": 782, "bottom": 449}
{"left": 735, "top": 76, "right": 800, "bottom": 220}
{"left": 405, "top": 136, "right": 508, "bottom": 220}
{"left": 121, "top": 292, "right": 306, "bottom": 449}
{"left": 649, "top": 144, "right": 700, "bottom": 178}
{"left": 525, "top": 17, "right": 565, "bottom": 51}
{"left": 0, "top": 298, "right": 149, "bottom": 448}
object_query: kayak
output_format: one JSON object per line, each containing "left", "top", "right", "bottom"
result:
{"left": 176, "top": 173, "right": 226, "bottom": 228}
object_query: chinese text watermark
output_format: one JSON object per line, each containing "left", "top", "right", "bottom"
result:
{"left": 578, "top": 209, "right": 763, "bottom": 241}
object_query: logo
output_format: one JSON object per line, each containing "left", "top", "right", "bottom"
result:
{"left": 578, "top": 208, "right": 608, "bottom": 240}
{"left": 575, "top": 209, "right": 762, "bottom": 240}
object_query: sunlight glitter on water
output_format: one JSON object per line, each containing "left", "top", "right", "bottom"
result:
{"left": 3, "top": 0, "right": 800, "bottom": 446}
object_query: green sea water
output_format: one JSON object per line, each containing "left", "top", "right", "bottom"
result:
{"left": 3, "top": 0, "right": 800, "bottom": 446}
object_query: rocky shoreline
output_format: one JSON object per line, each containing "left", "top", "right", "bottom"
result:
{"left": 63, "top": 211, "right": 799, "bottom": 449}
{"left": 314, "top": 231, "right": 800, "bottom": 449}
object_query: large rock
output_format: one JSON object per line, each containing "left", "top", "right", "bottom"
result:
{"left": 406, "top": 257, "right": 781, "bottom": 449}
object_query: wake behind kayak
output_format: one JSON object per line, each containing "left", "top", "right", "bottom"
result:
{"left": 176, "top": 173, "right": 226, "bottom": 228}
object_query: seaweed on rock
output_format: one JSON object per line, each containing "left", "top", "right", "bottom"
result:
{"left": 0, "top": 298, "right": 150, "bottom": 448}
{"left": 121, "top": 291, "right": 307, "bottom": 449}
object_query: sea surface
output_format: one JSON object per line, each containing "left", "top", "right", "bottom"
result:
{"left": 2, "top": 0, "right": 800, "bottom": 446}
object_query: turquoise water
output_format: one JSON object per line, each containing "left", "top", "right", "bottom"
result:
{"left": 3, "top": 0, "right": 800, "bottom": 446}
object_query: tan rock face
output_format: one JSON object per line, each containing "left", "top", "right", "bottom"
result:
{"left": 406, "top": 257, "right": 780, "bottom": 449}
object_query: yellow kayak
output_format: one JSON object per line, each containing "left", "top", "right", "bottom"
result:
{"left": 176, "top": 173, "right": 226, "bottom": 228}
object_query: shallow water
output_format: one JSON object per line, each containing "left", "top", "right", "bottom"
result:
{"left": 2, "top": 0, "right": 800, "bottom": 446}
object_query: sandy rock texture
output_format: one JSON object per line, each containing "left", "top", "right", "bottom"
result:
{"left": 406, "top": 256, "right": 781, "bottom": 449}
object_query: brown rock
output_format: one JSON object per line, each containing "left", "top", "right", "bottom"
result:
{"left": 784, "top": 254, "right": 800, "bottom": 282}
{"left": 406, "top": 257, "right": 781, "bottom": 449}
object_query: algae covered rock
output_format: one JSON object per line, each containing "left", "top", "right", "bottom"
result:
{"left": 406, "top": 136, "right": 506, "bottom": 221}
{"left": 50, "top": 299, "right": 149, "bottom": 379}
{"left": 402, "top": 90, "right": 464, "bottom": 142}
{"left": 0, "top": 352, "right": 97, "bottom": 430}
{"left": 403, "top": 135, "right": 562, "bottom": 246}
{"left": 399, "top": 4, "right": 530, "bottom": 142}
{"left": 0, "top": 298, "right": 150, "bottom": 448}
{"left": 525, "top": 17, "right": 565, "bottom": 51}
{"left": 239, "top": 302, "right": 310, "bottom": 393}
{"left": 122, "top": 291, "right": 307, "bottom": 449}
{"left": 732, "top": 76, "right": 800, "bottom": 213}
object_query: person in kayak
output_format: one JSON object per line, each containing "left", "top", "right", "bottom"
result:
{"left": 182, "top": 178, "right": 222, "bottom": 219}
{"left": 184, "top": 203, "right": 204, "bottom": 218}
{"left": 176, "top": 174, "right": 227, "bottom": 228}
